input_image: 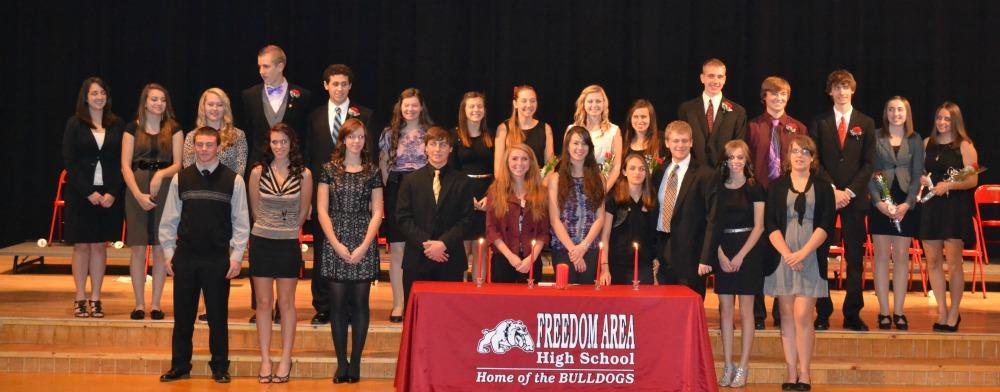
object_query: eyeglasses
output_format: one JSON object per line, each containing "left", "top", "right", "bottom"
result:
{"left": 789, "top": 148, "right": 812, "bottom": 157}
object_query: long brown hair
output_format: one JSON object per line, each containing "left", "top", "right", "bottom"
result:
{"left": 330, "top": 118, "right": 373, "bottom": 172}
{"left": 456, "top": 91, "right": 493, "bottom": 148}
{"left": 557, "top": 126, "right": 604, "bottom": 208}
{"left": 134, "top": 83, "right": 179, "bottom": 154}
{"left": 257, "top": 123, "right": 305, "bottom": 180}
{"left": 879, "top": 96, "right": 915, "bottom": 138}
{"left": 384, "top": 88, "right": 434, "bottom": 169}
{"left": 928, "top": 101, "right": 974, "bottom": 148}
{"left": 718, "top": 140, "right": 757, "bottom": 185}
{"left": 75, "top": 77, "right": 120, "bottom": 129}
{"left": 623, "top": 99, "right": 660, "bottom": 160}
{"left": 504, "top": 85, "right": 536, "bottom": 146}
{"left": 487, "top": 143, "right": 546, "bottom": 221}
{"left": 611, "top": 153, "right": 655, "bottom": 210}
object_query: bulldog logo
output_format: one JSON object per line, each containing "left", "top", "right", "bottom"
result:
{"left": 477, "top": 319, "right": 535, "bottom": 354}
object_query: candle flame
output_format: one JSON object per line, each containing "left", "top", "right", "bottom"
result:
{"left": 478, "top": 237, "right": 484, "bottom": 244}
{"left": 633, "top": 242, "right": 638, "bottom": 248}
{"left": 599, "top": 242, "right": 604, "bottom": 248}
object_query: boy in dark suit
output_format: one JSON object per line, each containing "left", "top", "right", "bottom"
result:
{"left": 396, "top": 126, "right": 474, "bottom": 312}
{"left": 652, "top": 121, "right": 718, "bottom": 298}
{"left": 677, "top": 58, "right": 748, "bottom": 167}
{"left": 809, "top": 69, "right": 875, "bottom": 331}
{"left": 305, "top": 63, "right": 373, "bottom": 324}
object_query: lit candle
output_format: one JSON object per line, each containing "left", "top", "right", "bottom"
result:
{"left": 596, "top": 242, "right": 604, "bottom": 286}
{"left": 528, "top": 239, "right": 537, "bottom": 282}
{"left": 633, "top": 242, "right": 639, "bottom": 284}
{"left": 477, "top": 238, "right": 484, "bottom": 282}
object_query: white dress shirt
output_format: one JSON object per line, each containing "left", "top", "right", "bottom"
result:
{"left": 702, "top": 93, "right": 723, "bottom": 117}
{"left": 264, "top": 79, "right": 289, "bottom": 113}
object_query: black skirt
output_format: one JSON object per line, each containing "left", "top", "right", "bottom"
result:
{"left": 868, "top": 178, "right": 920, "bottom": 237}
{"left": 381, "top": 171, "right": 413, "bottom": 243}
{"left": 63, "top": 185, "right": 123, "bottom": 244}
{"left": 713, "top": 231, "right": 764, "bottom": 295}
{"left": 248, "top": 234, "right": 303, "bottom": 278}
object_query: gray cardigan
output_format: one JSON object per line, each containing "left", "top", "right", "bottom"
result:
{"left": 868, "top": 130, "right": 925, "bottom": 207}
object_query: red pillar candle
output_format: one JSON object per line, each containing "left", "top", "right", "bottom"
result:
{"left": 477, "top": 238, "right": 484, "bottom": 281}
{"left": 633, "top": 242, "right": 639, "bottom": 284}
{"left": 556, "top": 263, "right": 569, "bottom": 289}
{"left": 487, "top": 248, "right": 493, "bottom": 283}
{"left": 528, "top": 239, "right": 537, "bottom": 282}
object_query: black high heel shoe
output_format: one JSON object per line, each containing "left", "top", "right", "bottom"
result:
{"left": 347, "top": 361, "right": 361, "bottom": 383}
{"left": 333, "top": 363, "right": 349, "bottom": 384}
{"left": 782, "top": 378, "right": 799, "bottom": 391}
{"left": 877, "top": 314, "right": 892, "bottom": 330}
{"left": 892, "top": 314, "right": 908, "bottom": 330}
{"left": 944, "top": 315, "right": 962, "bottom": 332}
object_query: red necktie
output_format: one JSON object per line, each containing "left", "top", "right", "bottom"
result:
{"left": 837, "top": 116, "right": 847, "bottom": 148}
{"left": 706, "top": 100, "right": 715, "bottom": 133}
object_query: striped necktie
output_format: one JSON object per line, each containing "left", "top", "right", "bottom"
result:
{"left": 332, "top": 107, "right": 343, "bottom": 142}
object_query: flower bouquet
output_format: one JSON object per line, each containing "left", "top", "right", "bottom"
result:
{"left": 645, "top": 154, "right": 665, "bottom": 174}
{"left": 872, "top": 171, "right": 902, "bottom": 233}
{"left": 540, "top": 156, "right": 560, "bottom": 178}
{"left": 919, "top": 165, "right": 988, "bottom": 203}
{"left": 600, "top": 152, "right": 614, "bottom": 177}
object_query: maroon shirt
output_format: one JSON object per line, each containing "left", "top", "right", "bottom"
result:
{"left": 485, "top": 194, "right": 550, "bottom": 262}
{"left": 745, "top": 113, "right": 808, "bottom": 189}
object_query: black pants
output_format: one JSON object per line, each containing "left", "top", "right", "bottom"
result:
{"left": 655, "top": 233, "right": 707, "bottom": 298}
{"left": 754, "top": 294, "right": 781, "bottom": 322}
{"left": 402, "top": 262, "right": 464, "bottom": 313}
{"left": 171, "top": 255, "right": 231, "bottom": 373}
{"left": 817, "top": 208, "right": 866, "bottom": 321}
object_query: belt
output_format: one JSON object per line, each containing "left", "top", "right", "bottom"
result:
{"left": 134, "top": 161, "right": 169, "bottom": 171}
{"left": 723, "top": 227, "right": 753, "bottom": 234}
{"left": 467, "top": 173, "right": 493, "bottom": 179}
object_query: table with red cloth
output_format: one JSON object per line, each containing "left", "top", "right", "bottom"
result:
{"left": 394, "top": 282, "right": 718, "bottom": 392}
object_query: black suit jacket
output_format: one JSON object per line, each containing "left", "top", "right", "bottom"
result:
{"left": 651, "top": 158, "right": 719, "bottom": 280}
{"left": 809, "top": 109, "right": 875, "bottom": 211}
{"left": 305, "top": 101, "right": 373, "bottom": 172}
{"left": 677, "top": 96, "right": 748, "bottom": 167}
{"left": 764, "top": 174, "right": 836, "bottom": 279}
{"left": 395, "top": 164, "right": 475, "bottom": 272}
{"left": 240, "top": 83, "right": 312, "bottom": 173}
{"left": 62, "top": 116, "right": 125, "bottom": 197}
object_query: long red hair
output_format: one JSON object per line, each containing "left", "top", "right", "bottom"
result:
{"left": 487, "top": 143, "right": 547, "bottom": 221}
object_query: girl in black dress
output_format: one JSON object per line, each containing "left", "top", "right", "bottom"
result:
{"left": 623, "top": 99, "right": 665, "bottom": 160}
{"left": 495, "top": 85, "right": 554, "bottom": 174}
{"left": 452, "top": 92, "right": 494, "bottom": 279}
{"left": 713, "top": 140, "right": 766, "bottom": 388}
{"left": 598, "top": 153, "right": 656, "bottom": 285}
{"left": 920, "top": 102, "right": 980, "bottom": 333}
{"left": 62, "top": 77, "right": 124, "bottom": 318}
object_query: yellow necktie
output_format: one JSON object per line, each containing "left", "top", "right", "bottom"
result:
{"left": 433, "top": 169, "right": 441, "bottom": 203}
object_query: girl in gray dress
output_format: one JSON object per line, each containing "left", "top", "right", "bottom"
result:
{"left": 764, "top": 135, "right": 835, "bottom": 390}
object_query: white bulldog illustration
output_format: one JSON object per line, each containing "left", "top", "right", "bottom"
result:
{"left": 477, "top": 319, "right": 535, "bottom": 354}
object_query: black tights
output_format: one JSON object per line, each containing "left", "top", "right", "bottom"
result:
{"left": 329, "top": 281, "right": 370, "bottom": 378}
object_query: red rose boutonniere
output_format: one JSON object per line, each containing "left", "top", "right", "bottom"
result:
{"left": 849, "top": 126, "right": 863, "bottom": 139}
{"left": 784, "top": 124, "right": 797, "bottom": 133}
{"left": 289, "top": 88, "right": 301, "bottom": 99}
{"left": 348, "top": 106, "right": 361, "bottom": 118}
{"left": 721, "top": 101, "right": 734, "bottom": 112}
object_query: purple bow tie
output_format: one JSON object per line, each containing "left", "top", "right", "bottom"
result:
{"left": 266, "top": 85, "right": 285, "bottom": 96}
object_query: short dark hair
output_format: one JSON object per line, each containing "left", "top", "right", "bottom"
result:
{"left": 193, "top": 126, "right": 221, "bottom": 145}
{"left": 424, "top": 125, "right": 453, "bottom": 145}
{"left": 322, "top": 64, "right": 354, "bottom": 83}
{"left": 825, "top": 69, "right": 857, "bottom": 93}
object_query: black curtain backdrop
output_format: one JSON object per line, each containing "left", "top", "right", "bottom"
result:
{"left": 6, "top": 1, "right": 999, "bottom": 246}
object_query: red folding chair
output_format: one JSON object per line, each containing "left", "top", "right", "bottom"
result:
{"left": 47, "top": 170, "right": 68, "bottom": 244}
{"left": 974, "top": 184, "right": 1000, "bottom": 264}
{"left": 908, "top": 239, "right": 929, "bottom": 296}
{"left": 966, "top": 217, "right": 987, "bottom": 298}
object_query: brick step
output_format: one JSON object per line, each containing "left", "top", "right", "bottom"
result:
{"left": 0, "top": 343, "right": 397, "bottom": 379}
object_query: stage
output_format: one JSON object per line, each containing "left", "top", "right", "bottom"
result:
{"left": 0, "top": 246, "right": 998, "bottom": 390}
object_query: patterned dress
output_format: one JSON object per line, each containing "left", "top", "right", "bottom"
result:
{"left": 319, "top": 163, "right": 384, "bottom": 282}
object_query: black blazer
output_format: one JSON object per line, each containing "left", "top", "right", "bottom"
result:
{"left": 677, "top": 96, "right": 748, "bottom": 167}
{"left": 240, "top": 83, "right": 313, "bottom": 172}
{"left": 62, "top": 116, "right": 124, "bottom": 197}
{"left": 651, "top": 158, "right": 719, "bottom": 280}
{"left": 395, "top": 164, "right": 475, "bottom": 272}
{"left": 764, "top": 174, "right": 836, "bottom": 279}
{"left": 809, "top": 109, "right": 875, "bottom": 211}
{"left": 305, "top": 101, "right": 373, "bottom": 173}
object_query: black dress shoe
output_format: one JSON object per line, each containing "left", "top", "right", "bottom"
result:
{"left": 150, "top": 309, "right": 165, "bottom": 320}
{"left": 311, "top": 312, "right": 328, "bottom": 325}
{"left": 843, "top": 317, "right": 870, "bottom": 331}
{"left": 130, "top": 309, "right": 145, "bottom": 320}
{"left": 794, "top": 382, "right": 812, "bottom": 391}
{"left": 212, "top": 370, "right": 231, "bottom": 383}
{"left": 877, "top": 314, "right": 892, "bottom": 330}
{"left": 893, "top": 314, "right": 908, "bottom": 331}
{"left": 159, "top": 368, "right": 190, "bottom": 382}
{"left": 334, "top": 365, "right": 349, "bottom": 384}
{"left": 813, "top": 319, "right": 830, "bottom": 331}
{"left": 781, "top": 381, "right": 798, "bottom": 390}
{"left": 249, "top": 314, "right": 257, "bottom": 324}
{"left": 754, "top": 319, "right": 765, "bottom": 330}
{"left": 389, "top": 315, "right": 403, "bottom": 323}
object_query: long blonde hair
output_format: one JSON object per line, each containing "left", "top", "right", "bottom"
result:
{"left": 196, "top": 87, "right": 237, "bottom": 148}
{"left": 487, "top": 143, "right": 547, "bottom": 221}
{"left": 572, "top": 84, "right": 610, "bottom": 135}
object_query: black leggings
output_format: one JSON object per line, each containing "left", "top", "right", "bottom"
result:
{"left": 329, "top": 281, "right": 371, "bottom": 377}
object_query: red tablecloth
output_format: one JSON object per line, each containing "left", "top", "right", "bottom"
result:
{"left": 395, "top": 282, "right": 718, "bottom": 392}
